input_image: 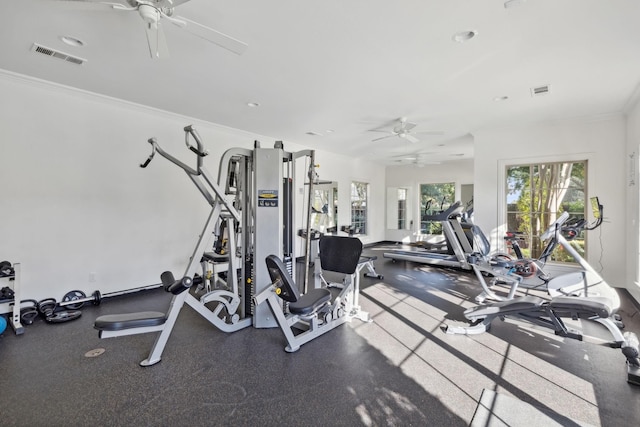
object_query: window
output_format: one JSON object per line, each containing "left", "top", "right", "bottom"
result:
{"left": 397, "top": 188, "right": 407, "bottom": 229}
{"left": 420, "top": 183, "right": 455, "bottom": 234}
{"left": 351, "top": 182, "right": 368, "bottom": 234}
{"left": 506, "top": 161, "right": 587, "bottom": 262}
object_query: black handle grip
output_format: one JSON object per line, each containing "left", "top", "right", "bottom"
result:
{"left": 140, "top": 157, "right": 152, "bottom": 168}
{"left": 168, "top": 277, "right": 193, "bottom": 295}
{"left": 189, "top": 146, "right": 207, "bottom": 157}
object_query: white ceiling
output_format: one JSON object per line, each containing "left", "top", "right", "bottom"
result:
{"left": 3, "top": 0, "right": 640, "bottom": 165}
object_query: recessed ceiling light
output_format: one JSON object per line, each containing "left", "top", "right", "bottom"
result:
{"left": 494, "top": 96, "right": 509, "bottom": 101}
{"left": 246, "top": 102, "right": 260, "bottom": 107}
{"left": 452, "top": 30, "right": 477, "bottom": 43}
{"left": 325, "top": 129, "right": 334, "bottom": 133}
{"left": 306, "top": 131, "right": 322, "bottom": 136}
{"left": 60, "top": 36, "right": 85, "bottom": 47}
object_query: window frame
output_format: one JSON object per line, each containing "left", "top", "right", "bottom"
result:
{"left": 498, "top": 154, "right": 593, "bottom": 262}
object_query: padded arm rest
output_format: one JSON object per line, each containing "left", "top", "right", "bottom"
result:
{"left": 201, "top": 252, "right": 229, "bottom": 263}
{"left": 464, "top": 296, "right": 544, "bottom": 319}
{"left": 94, "top": 311, "right": 166, "bottom": 331}
{"left": 549, "top": 296, "right": 612, "bottom": 319}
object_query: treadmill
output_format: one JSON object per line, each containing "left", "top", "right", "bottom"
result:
{"left": 383, "top": 201, "right": 474, "bottom": 270}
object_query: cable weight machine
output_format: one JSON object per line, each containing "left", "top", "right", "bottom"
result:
{"left": 93, "top": 125, "right": 318, "bottom": 365}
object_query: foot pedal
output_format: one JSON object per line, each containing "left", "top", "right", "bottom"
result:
{"left": 627, "top": 364, "right": 640, "bottom": 386}
{"left": 622, "top": 332, "right": 640, "bottom": 385}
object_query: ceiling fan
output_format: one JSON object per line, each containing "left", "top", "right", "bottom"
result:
{"left": 370, "top": 117, "right": 443, "bottom": 143}
{"left": 60, "top": 0, "right": 248, "bottom": 59}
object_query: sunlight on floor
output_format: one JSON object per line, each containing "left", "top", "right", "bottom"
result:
{"left": 350, "top": 282, "right": 600, "bottom": 424}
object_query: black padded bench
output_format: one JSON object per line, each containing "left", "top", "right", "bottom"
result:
{"left": 94, "top": 311, "right": 166, "bottom": 332}
{"left": 201, "top": 252, "right": 229, "bottom": 263}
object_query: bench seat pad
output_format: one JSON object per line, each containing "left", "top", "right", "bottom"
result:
{"left": 464, "top": 296, "right": 544, "bottom": 319}
{"left": 94, "top": 311, "right": 166, "bottom": 331}
{"left": 289, "top": 289, "right": 331, "bottom": 316}
{"left": 201, "top": 252, "right": 229, "bottom": 263}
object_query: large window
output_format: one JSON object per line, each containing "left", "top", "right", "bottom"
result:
{"left": 420, "top": 182, "right": 455, "bottom": 234}
{"left": 351, "top": 181, "right": 368, "bottom": 234}
{"left": 506, "top": 161, "right": 587, "bottom": 262}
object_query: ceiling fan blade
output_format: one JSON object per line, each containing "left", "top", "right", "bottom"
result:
{"left": 56, "top": 0, "right": 125, "bottom": 3}
{"left": 144, "top": 21, "right": 170, "bottom": 59}
{"left": 53, "top": 0, "right": 131, "bottom": 11}
{"left": 372, "top": 134, "right": 395, "bottom": 142}
{"left": 167, "top": 0, "right": 193, "bottom": 6}
{"left": 415, "top": 130, "right": 445, "bottom": 136}
{"left": 405, "top": 134, "right": 420, "bottom": 143}
{"left": 402, "top": 122, "right": 417, "bottom": 132}
{"left": 172, "top": 15, "right": 248, "bottom": 55}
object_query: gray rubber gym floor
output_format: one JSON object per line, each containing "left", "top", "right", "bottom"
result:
{"left": 1, "top": 243, "right": 639, "bottom": 426}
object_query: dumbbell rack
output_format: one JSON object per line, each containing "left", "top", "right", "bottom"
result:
{"left": 0, "top": 263, "right": 25, "bottom": 335}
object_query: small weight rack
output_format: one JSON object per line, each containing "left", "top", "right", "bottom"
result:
{"left": 0, "top": 262, "right": 24, "bottom": 335}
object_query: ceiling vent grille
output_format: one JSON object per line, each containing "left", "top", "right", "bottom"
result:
{"left": 31, "top": 43, "right": 86, "bottom": 65}
{"left": 531, "top": 84, "right": 551, "bottom": 97}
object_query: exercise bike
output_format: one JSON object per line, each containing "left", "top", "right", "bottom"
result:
{"left": 473, "top": 198, "right": 613, "bottom": 305}
{"left": 445, "top": 198, "right": 640, "bottom": 384}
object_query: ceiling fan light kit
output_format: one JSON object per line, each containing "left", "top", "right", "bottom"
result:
{"left": 452, "top": 30, "right": 477, "bottom": 43}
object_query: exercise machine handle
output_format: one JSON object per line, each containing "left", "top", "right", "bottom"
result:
{"left": 140, "top": 135, "right": 201, "bottom": 176}
{"left": 184, "top": 125, "right": 209, "bottom": 159}
{"left": 139, "top": 152, "right": 154, "bottom": 168}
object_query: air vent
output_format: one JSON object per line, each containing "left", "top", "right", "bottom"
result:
{"left": 31, "top": 43, "right": 86, "bottom": 65}
{"left": 531, "top": 84, "right": 551, "bottom": 97}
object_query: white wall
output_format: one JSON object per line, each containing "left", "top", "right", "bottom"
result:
{"left": 384, "top": 159, "right": 474, "bottom": 242}
{"left": 474, "top": 115, "right": 628, "bottom": 290}
{"left": 0, "top": 71, "right": 385, "bottom": 301}
{"left": 625, "top": 99, "right": 640, "bottom": 302}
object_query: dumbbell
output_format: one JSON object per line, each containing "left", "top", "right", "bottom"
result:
{"left": 0, "top": 261, "right": 14, "bottom": 277}
{"left": 0, "top": 286, "right": 15, "bottom": 301}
